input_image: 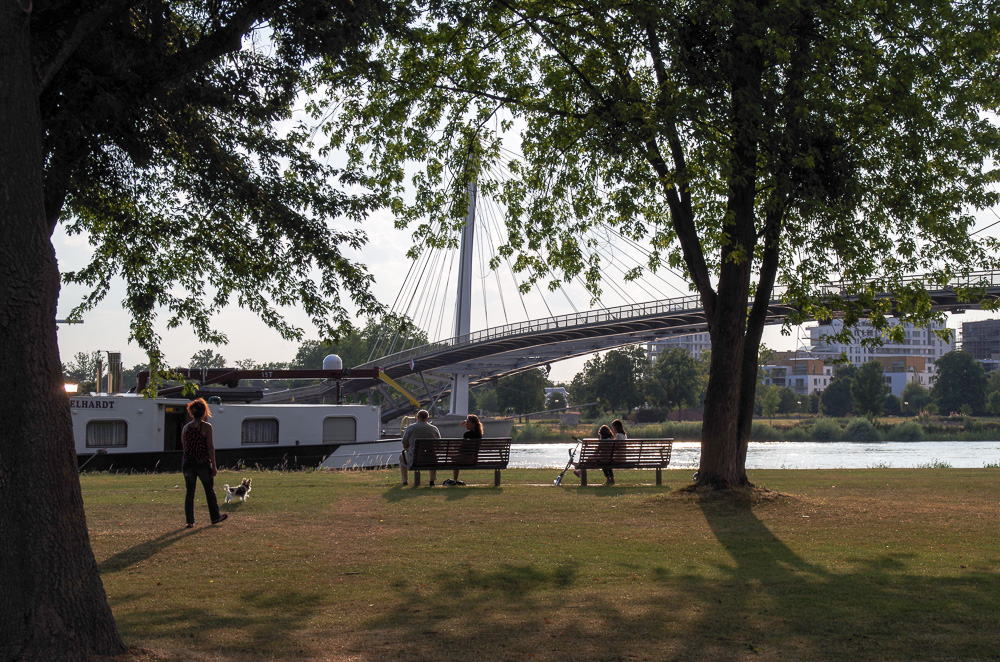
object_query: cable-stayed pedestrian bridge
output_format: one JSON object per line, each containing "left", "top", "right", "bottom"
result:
{"left": 338, "top": 271, "right": 1000, "bottom": 420}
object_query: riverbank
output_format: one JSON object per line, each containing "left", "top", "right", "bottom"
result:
{"left": 87, "top": 468, "right": 1000, "bottom": 661}
{"left": 512, "top": 415, "right": 1000, "bottom": 443}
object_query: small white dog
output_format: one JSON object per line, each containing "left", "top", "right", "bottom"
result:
{"left": 223, "top": 477, "right": 252, "bottom": 503}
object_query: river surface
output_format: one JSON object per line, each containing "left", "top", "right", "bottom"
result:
{"left": 509, "top": 440, "right": 1000, "bottom": 470}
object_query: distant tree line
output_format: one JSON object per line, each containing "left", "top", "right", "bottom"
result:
{"left": 814, "top": 351, "right": 1000, "bottom": 419}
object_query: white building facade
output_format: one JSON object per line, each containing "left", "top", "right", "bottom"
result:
{"left": 807, "top": 318, "right": 954, "bottom": 395}
{"left": 647, "top": 332, "right": 712, "bottom": 363}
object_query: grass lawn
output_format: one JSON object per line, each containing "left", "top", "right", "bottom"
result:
{"left": 85, "top": 468, "right": 1000, "bottom": 661}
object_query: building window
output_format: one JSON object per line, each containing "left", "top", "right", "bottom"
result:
{"left": 86, "top": 420, "right": 127, "bottom": 447}
{"left": 241, "top": 418, "right": 279, "bottom": 445}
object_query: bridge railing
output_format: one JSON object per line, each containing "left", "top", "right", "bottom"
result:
{"left": 808, "top": 270, "right": 1000, "bottom": 298}
{"left": 364, "top": 293, "right": 708, "bottom": 369}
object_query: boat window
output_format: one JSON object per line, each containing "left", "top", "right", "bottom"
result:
{"left": 323, "top": 417, "right": 357, "bottom": 443}
{"left": 86, "top": 420, "right": 127, "bottom": 447}
{"left": 242, "top": 418, "right": 279, "bottom": 445}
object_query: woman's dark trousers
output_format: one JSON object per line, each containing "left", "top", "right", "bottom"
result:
{"left": 183, "top": 460, "right": 221, "bottom": 524}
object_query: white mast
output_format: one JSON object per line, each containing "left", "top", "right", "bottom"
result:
{"left": 449, "top": 174, "right": 476, "bottom": 416}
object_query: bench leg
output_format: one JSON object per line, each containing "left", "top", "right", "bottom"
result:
{"left": 494, "top": 469, "right": 501, "bottom": 487}
{"left": 580, "top": 469, "right": 588, "bottom": 487}
{"left": 413, "top": 470, "right": 421, "bottom": 487}
{"left": 656, "top": 468, "right": 662, "bottom": 486}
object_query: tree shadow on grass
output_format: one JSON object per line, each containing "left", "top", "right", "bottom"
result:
{"left": 111, "top": 587, "right": 322, "bottom": 658}
{"left": 667, "top": 492, "right": 1000, "bottom": 660}
{"left": 353, "top": 492, "right": 1000, "bottom": 661}
{"left": 99, "top": 529, "right": 197, "bottom": 574}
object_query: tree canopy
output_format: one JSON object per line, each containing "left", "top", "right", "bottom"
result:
{"left": 933, "top": 350, "right": 987, "bottom": 415}
{"left": 189, "top": 349, "right": 228, "bottom": 370}
{"left": 821, "top": 365, "right": 855, "bottom": 417}
{"left": 851, "top": 361, "right": 890, "bottom": 418}
{"left": 496, "top": 368, "right": 549, "bottom": 415}
{"left": 43, "top": 0, "right": 403, "bottom": 372}
{"left": 644, "top": 346, "right": 705, "bottom": 413}
{"left": 569, "top": 346, "right": 647, "bottom": 416}
{"left": 2, "top": 2, "right": 402, "bottom": 658}
{"left": 901, "top": 381, "right": 932, "bottom": 415}
{"left": 322, "top": 0, "right": 1000, "bottom": 487}
{"left": 546, "top": 389, "right": 568, "bottom": 411}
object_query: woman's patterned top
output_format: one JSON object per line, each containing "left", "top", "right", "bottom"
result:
{"left": 182, "top": 423, "right": 211, "bottom": 463}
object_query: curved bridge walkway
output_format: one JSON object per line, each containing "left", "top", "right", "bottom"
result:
{"left": 349, "top": 271, "right": 1000, "bottom": 420}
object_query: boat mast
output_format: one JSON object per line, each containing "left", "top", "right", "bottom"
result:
{"left": 449, "top": 173, "right": 476, "bottom": 417}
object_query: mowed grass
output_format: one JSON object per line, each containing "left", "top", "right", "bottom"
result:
{"left": 84, "top": 468, "right": 1000, "bottom": 661}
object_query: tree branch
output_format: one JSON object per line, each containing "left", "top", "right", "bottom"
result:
{"left": 494, "top": 0, "right": 607, "bottom": 107}
{"left": 418, "top": 78, "right": 589, "bottom": 120}
{"left": 38, "top": 0, "right": 133, "bottom": 92}
{"left": 160, "top": 0, "right": 280, "bottom": 87}
{"left": 643, "top": 134, "right": 715, "bottom": 316}
{"left": 640, "top": 19, "right": 713, "bottom": 313}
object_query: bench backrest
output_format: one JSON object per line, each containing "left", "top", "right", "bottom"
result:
{"left": 576, "top": 438, "right": 673, "bottom": 468}
{"left": 410, "top": 437, "right": 512, "bottom": 469}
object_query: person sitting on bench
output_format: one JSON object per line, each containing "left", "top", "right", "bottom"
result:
{"left": 443, "top": 414, "right": 483, "bottom": 486}
{"left": 597, "top": 424, "right": 617, "bottom": 486}
{"left": 400, "top": 409, "right": 440, "bottom": 486}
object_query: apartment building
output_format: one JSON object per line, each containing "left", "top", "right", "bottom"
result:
{"left": 960, "top": 318, "right": 1000, "bottom": 371}
{"left": 806, "top": 317, "right": 953, "bottom": 395}
{"left": 760, "top": 352, "right": 834, "bottom": 395}
{"left": 647, "top": 332, "right": 712, "bottom": 363}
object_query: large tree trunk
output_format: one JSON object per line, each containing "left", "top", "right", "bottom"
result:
{"left": 691, "top": 2, "right": 765, "bottom": 490}
{"left": 698, "top": 286, "right": 753, "bottom": 488}
{"left": 0, "top": 6, "right": 125, "bottom": 660}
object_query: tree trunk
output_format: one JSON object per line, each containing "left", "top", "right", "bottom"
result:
{"left": 0, "top": 6, "right": 125, "bottom": 660}
{"left": 691, "top": 2, "right": 765, "bottom": 490}
{"left": 697, "top": 274, "right": 754, "bottom": 489}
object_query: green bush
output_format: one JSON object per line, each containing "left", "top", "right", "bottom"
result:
{"left": 963, "top": 416, "right": 983, "bottom": 431}
{"left": 638, "top": 421, "right": 702, "bottom": 441}
{"left": 810, "top": 418, "right": 843, "bottom": 442}
{"left": 884, "top": 421, "right": 924, "bottom": 442}
{"left": 782, "top": 426, "right": 808, "bottom": 441}
{"left": 750, "top": 422, "right": 780, "bottom": 441}
{"left": 511, "top": 422, "right": 567, "bottom": 442}
{"left": 843, "top": 418, "right": 882, "bottom": 442}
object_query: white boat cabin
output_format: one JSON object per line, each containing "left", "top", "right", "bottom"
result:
{"left": 71, "top": 395, "right": 400, "bottom": 471}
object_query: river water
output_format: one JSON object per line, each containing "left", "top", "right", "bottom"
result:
{"left": 509, "top": 440, "right": 1000, "bottom": 470}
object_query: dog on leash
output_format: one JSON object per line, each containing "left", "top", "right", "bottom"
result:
{"left": 223, "top": 477, "right": 252, "bottom": 503}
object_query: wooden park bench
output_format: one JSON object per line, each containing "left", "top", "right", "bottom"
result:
{"left": 573, "top": 438, "right": 674, "bottom": 486}
{"left": 407, "top": 437, "right": 512, "bottom": 487}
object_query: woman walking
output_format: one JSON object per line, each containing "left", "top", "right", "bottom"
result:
{"left": 182, "top": 398, "right": 228, "bottom": 527}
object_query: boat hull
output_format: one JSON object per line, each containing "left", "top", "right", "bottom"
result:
{"left": 77, "top": 443, "right": 344, "bottom": 472}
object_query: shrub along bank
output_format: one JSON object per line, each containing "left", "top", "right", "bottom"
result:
{"left": 512, "top": 417, "right": 1000, "bottom": 442}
